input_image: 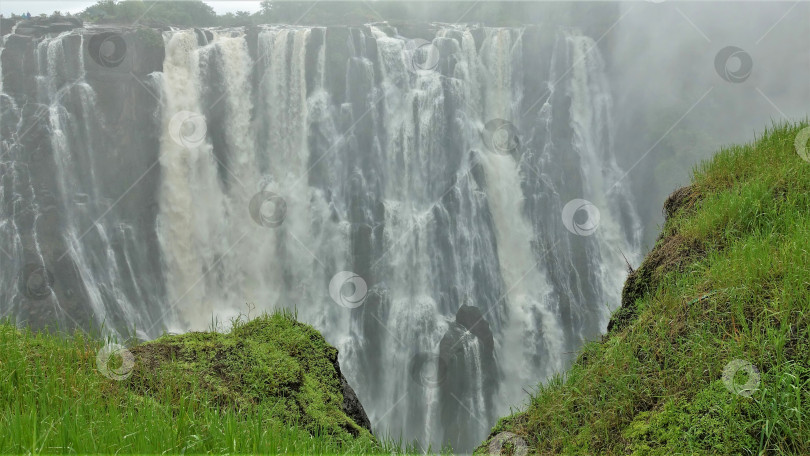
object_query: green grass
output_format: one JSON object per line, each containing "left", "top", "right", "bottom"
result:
{"left": 0, "top": 310, "right": 412, "bottom": 454}
{"left": 478, "top": 121, "right": 810, "bottom": 455}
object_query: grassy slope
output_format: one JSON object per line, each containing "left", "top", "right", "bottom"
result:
{"left": 478, "top": 122, "right": 810, "bottom": 455}
{"left": 0, "top": 310, "right": 400, "bottom": 454}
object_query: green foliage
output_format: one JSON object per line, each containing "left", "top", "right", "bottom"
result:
{"left": 134, "top": 27, "right": 162, "bottom": 49}
{"left": 76, "top": 0, "right": 619, "bottom": 27}
{"left": 623, "top": 382, "right": 758, "bottom": 455}
{"left": 477, "top": 121, "right": 810, "bottom": 455}
{"left": 80, "top": 0, "right": 217, "bottom": 27}
{"left": 0, "top": 310, "right": 411, "bottom": 454}
{"left": 216, "top": 10, "right": 254, "bottom": 27}
{"left": 128, "top": 312, "right": 367, "bottom": 441}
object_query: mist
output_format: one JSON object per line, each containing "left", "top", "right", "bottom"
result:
{"left": 607, "top": 1, "right": 809, "bottom": 246}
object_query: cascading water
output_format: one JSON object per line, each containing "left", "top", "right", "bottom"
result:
{"left": 1, "top": 28, "right": 164, "bottom": 337}
{"left": 0, "top": 22, "right": 641, "bottom": 452}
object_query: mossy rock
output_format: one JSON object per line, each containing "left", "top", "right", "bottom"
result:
{"left": 607, "top": 184, "right": 707, "bottom": 334}
{"left": 126, "top": 312, "right": 373, "bottom": 442}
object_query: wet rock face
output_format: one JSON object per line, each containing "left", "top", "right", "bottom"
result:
{"left": 455, "top": 304, "right": 495, "bottom": 352}
{"left": 1, "top": 18, "right": 19, "bottom": 36}
{"left": 437, "top": 305, "right": 499, "bottom": 453}
{"left": 336, "top": 360, "right": 374, "bottom": 434}
{"left": 323, "top": 344, "right": 373, "bottom": 434}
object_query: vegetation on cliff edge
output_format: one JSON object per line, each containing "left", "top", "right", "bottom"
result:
{"left": 478, "top": 121, "right": 810, "bottom": 455}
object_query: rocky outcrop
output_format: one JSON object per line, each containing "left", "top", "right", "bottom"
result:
{"left": 454, "top": 304, "right": 496, "bottom": 353}
{"left": 128, "top": 313, "right": 375, "bottom": 439}
{"left": 333, "top": 357, "right": 373, "bottom": 433}
{"left": 607, "top": 185, "right": 707, "bottom": 334}
{"left": 11, "top": 17, "right": 83, "bottom": 36}
{"left": 1, "top": 18, "right": 18, "bottom": 36}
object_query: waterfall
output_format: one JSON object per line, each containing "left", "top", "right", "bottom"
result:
{"left": 0, "top": 23, "right": 641, "bottom": 452}
{"left": 1, "top": 30, "right": 160, "bottom": 337}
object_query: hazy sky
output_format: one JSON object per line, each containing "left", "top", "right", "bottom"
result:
{"left": 0, "top": 1, "right": 264, "bottom": 17}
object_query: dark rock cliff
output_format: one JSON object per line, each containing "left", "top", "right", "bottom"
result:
{"left": 438, "top": 304, "right": 498, "bottom": 451}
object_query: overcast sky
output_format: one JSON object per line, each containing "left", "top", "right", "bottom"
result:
{"left": 0, "top": 1, "right": 264, "bottom": 17}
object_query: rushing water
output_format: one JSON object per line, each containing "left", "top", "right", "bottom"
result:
{"left": 1, "top": 23, "right": 641, "bottom": 452}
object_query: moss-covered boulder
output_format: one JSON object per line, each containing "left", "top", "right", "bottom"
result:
{"left": 126, "top": 311, "right": 373, "bottom": 442}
